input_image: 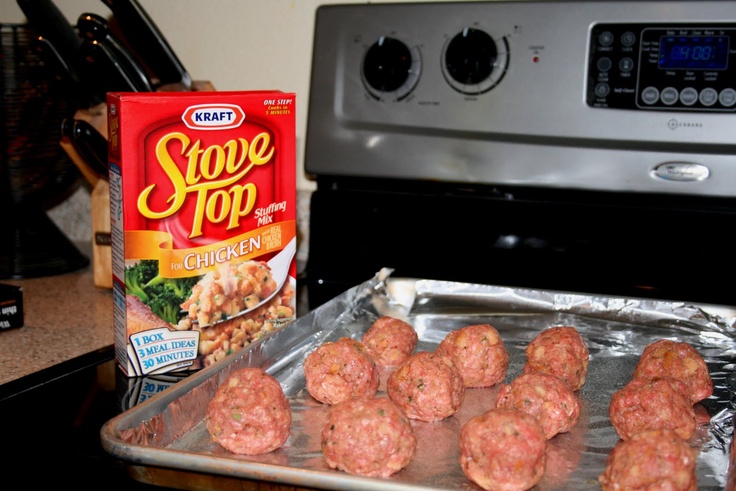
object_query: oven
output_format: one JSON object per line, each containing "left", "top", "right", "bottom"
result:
{"left": 302, "top": 0, "right": 736, "bottom": 310}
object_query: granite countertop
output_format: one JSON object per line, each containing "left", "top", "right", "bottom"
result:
{"left": 0, "top": 264, "right": 114, "bottom": 391}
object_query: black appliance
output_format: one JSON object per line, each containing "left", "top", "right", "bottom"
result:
{"left": 303, "top": 0, "right": 736, "bottom": 310}
{"left": 0, "top": 23, "right": 88, "bottom": 278}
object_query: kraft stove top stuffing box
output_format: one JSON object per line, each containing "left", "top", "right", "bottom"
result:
{"left": 302, "top": 0, "right": 736, "bottom": 310}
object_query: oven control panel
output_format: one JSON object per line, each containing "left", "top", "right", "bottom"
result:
{"left": 306, "top": 1, "right": 736, "bottom": 199}
{"left": 588, "top": 23, "right": 736, "bottom": 112}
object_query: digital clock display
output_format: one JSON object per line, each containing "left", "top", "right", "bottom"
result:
{"left": 659, "top": 35, "right": 729, "bottom": 70}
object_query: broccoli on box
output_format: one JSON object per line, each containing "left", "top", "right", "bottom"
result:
{"left": 125, "top": 260, "right": 198, "bottom": 325}
{"left": 109, "top": 91, "right": 297, "bottom": 377}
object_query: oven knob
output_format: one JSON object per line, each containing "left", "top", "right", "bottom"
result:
{"left": 442, "top": 27, "right": 509, "bottom": 95}
{"left": 361, "top": 37, "right": 421, "bottom": 101}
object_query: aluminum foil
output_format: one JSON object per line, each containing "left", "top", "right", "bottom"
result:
{"left": 101, "top": 268, "right": 736, "bottom": 490}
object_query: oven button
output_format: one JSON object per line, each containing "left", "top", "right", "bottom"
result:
{"left": 619, "top": 57, "right": 634, "bottom": 72}
{"left": 441, "top": 27, "right": 509, "bottom": 95}
{"left": 361, "top": 37, "right": 421, "bottom": 101}
{"left": 598, "top": 31, "right": 614, "bottom": 47}
{"left": 594, "top": 83, "right": 610, "bottom": 98}
{"left": 660, "top": 87, "right": 679, "bottom": 106}
{"left": 641, "top": 86, "right": 659, "bottom": 105}
{"left": 620, "top": 31, "right": 636, "bottom": 47}
{"left": 699, "top": 88, "right": 718, "bottom": 107}
{"left": 719, "top": 88, "right": 736, "bottom": 107}
{"left": 597, "top": 57, "right": 612, "bottom": 72}
{"left": 679, "top": 87, "right": 698, "bottom": 107}
{"left": 651, "top": 162, "right": 710, "bottom": 182}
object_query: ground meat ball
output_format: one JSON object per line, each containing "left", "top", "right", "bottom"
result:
{"left": 599, "top": 428, "right": 697, "bottom": 491}
{"left": 633, "top": 339, "right": 713, "bottom": 404}
{"left": 303, "top": 337, "right": 379, "bottom": 405}
{"left": 321, "top": 396, "right": 417, "bottom": 477}
{"left": 387, "top": 351, "right": 465, "bottom": 421}
{"left": 609, "top": 377, "right": 696, "bottom": 441}
{"left": 362, "top": 316, "right": 418, "bottom": 367}
{"left": 495, "top": 371, "right": 581, "bottom": 439}
{"left": 459, "top": 408, "right": 547, "bottom": 491}
{"left": 435, "top": 324, "right": 509, "bottom": 388}
{"left": 523, "top": 326, "right": 589, "bottom": 391}
{"left": 206, "top": 368, "right": 291, "bottom": 455}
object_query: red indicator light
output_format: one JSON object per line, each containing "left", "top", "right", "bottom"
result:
{"left": 533, "top": 56, "right": 540, "bottom": 63}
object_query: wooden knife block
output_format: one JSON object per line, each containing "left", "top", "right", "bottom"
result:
{"left": 91, "top": 179, "right": 112, "bottom": 288}
{"left": 60, "top": 102, "right": 111, "bottom": 289}
{"left": 60, "top": 81, "right": 215, "bottom": 289}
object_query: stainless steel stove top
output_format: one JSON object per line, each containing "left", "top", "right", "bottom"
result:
{"left": 305, "top": 0, "right": 736, "bottom": 197}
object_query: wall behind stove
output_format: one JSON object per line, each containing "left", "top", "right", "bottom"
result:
{"left": 1, "top": 0, "right": 464, "bottom": 264}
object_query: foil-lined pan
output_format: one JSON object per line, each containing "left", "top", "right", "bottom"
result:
{"left": 101, "top": 269, "right": 736, "bottom": 490}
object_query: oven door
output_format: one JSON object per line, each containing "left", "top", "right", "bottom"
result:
{"left": 304, "top": 175, "right": 736, "bottom": 310}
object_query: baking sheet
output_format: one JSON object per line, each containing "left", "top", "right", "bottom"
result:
{"left": 101, "top": 268, "right": 736, "bottom": 490}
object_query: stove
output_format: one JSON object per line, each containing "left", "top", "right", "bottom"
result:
{"left": 302, "top": 0, "right": 736, "bottom": 309}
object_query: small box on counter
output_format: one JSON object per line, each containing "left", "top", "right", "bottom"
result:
{"left": 107, "top": 91, "right": 297, "bottom": 377}
{"left": 0, "top": 283, "right": 23, "bottom": 331}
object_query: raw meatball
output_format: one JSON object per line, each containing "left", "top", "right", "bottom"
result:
{"left": 609, "top": 377, "right": 696, "bottom": 441}
{"left": 206, "top": 368, "right": 291, "bottom": 455}
{"left": 495, "top": 371, "right": 581, "bottom": 439}
{"left": 321, "top": 396, "right": 417, "bottom": 477}
{"left": 435, "top": 323, "right": 509, "bottom": 388}
{"left": 362, "top": 316, "right": 418, "bottom": 367}
{"left": 599, "top": 428, "right": 697, "bottom": 491}
{"left": 303, "top": 337, "right": 379, "bottom": 405}
{"left": 387, "top": 351, "right": 465, "bottom": 421}
{"left": 633, "top": 339, "right": 713, "bottom": 404}
{"left": 459, "top": 408, "right": 547, "bottom": 491}
{"left": 523, "top": 325, "right": 589, "bottom": 391}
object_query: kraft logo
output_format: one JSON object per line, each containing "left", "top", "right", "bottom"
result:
{"left": 182, "top": 104, "right": 245, "bottom": 130}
